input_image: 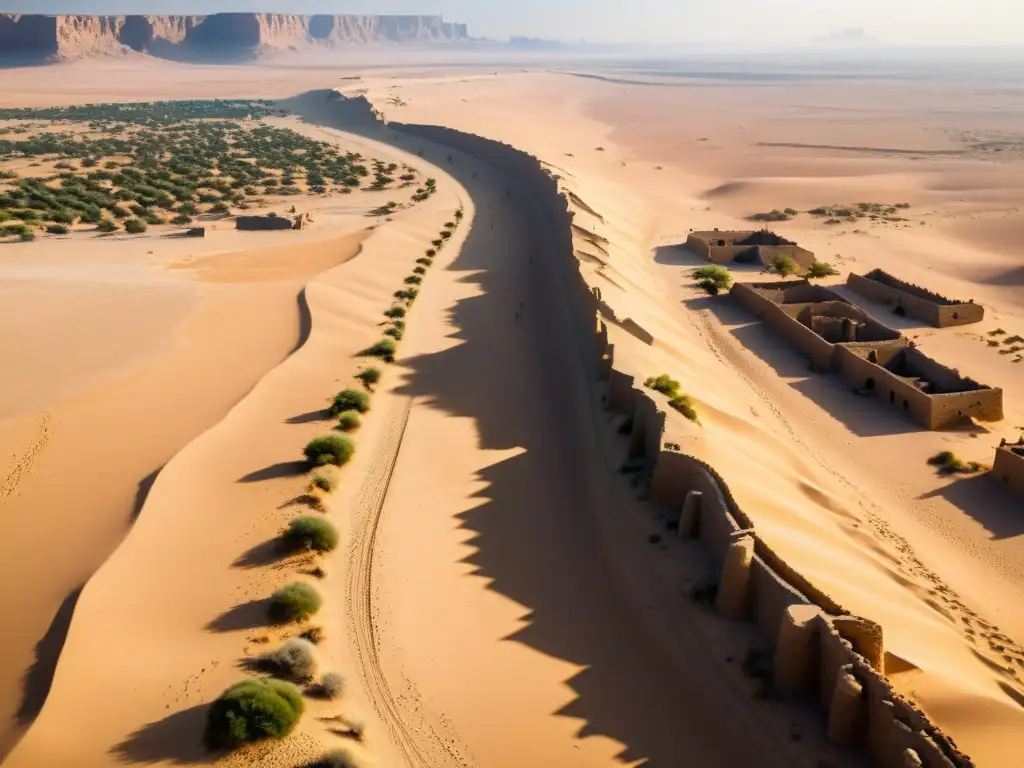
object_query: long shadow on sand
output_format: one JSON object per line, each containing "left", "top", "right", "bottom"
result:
{"left": 920, "top": 474, "right": 1024, "bottom": 541}
{"left": 204, "top": 598, "right": 271, "bottom": 633}
{"left": 108, "top": 703, "right": 213, "bottom": 765}
{"left": 685, "top": 293, "right": 922, "bottom": 438}
{"left": 238, "top": 461, "right": 307, "bottom": 483}
{"left": 282, "top": 96, "right": 764, "bottom": 766}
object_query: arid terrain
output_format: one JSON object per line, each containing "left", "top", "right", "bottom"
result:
{"left": 1, "top": 50, "right": 1022, "bottom": 768}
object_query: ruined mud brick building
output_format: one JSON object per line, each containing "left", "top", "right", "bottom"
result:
{"left": 236, "top": 213, "right": 297, "bottom": 231}
{"left": 993, "top": 439, "right": 1024, "bottom": 495}
{"left": 685, "top": 229, "right": 816, "bottom": 270}
{"left": 846, "top": 269, "right": 984, "bottom": 328}
{"left": 732, "top": 280, "right": 1003, "bottom": 429}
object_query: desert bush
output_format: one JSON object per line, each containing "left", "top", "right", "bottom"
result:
{"left": 303, "top": 435, "right": 355, "bottom": 467}
{"left": 767, "top": 254, "right": 799, "bottom": 276}
{"left": 431, "top": 239, "right": 442, "bottom": 248}
{"left": 355, "top": 367, "right": 381, "bottom": 388}
{"left": 750, "top": 209, "right": 791, "bottom": 222}
{"left": 281, "top": 516, "right": 339, "bottom": 553}
{"left": 308, "top": 749, "right": 360, "bottom": 768}
{"left": 669, "top": 395, "right": 700, "bottom": 423}
{"left": 806, "top": 261, "right": 839, "bottom": 279}
{"left": 203, "top": 678, "right": 303, "bottom": 751}
{"left": 314, "top": 671, "right": 345, "bottom": 700}
{"left": 454, "top": 208, "right": 463, "bottom": 220}
{"left": 258, "top": 637, "right": 319, "bottom": 681}
{"left": 404, "top": 275, "right": 422, "bottom": 285}
{"left": 384, "top": 306, "right": 406, "bottom": 319}
{"left": 697, "top": 278, "right": 720, "bottom": 296}
{"left": 416, "top": 257, "right": 433, "bottom": 267}
{"left": 384, "top": 327, "right": 403, "bottom": 340}
{"left": 440, "top": 230, "right": 452, "bottom": 240}
{"left": 19, "top": 231, "right": 36, "bottom": 242}
{"left": 644, "top": 374, "right": 680, "bottom": 398}
{"left": 413, "top": 266, "right": 426, "bottom": 275}
{"left": 692, "top": 264, "right": 733, "bottom": 293}
{"left": 46, "top": 224, "right": 69, "bottom": 234}
{"left": 337, "top": 411, "right": 361, "bottom": 432}
{"left": 300, "top": 626, "right": 325, "bottom": 644}
{"left": 124, "top": 218, "right": 147, "bottom": 234}
{"left": 330, "top": 389, "right": 370, "bottom": 415}
{"left": 927, "top": 451, "right": 982, "bottom": 475}
{"left": 425, "top": 248, "right": 436, "bottom": 257}
{"left": 268, "top": 582, "right": 322, "bottom": 623}
{"left": 171, "top": 213, "right": 192, "bottom": 225}
{"left": 96, "top": 219, "right": 117, "bottom": 233}
{"left": 311, "top": 474, "right": 337, "bottom": 493}
{"left": 363, "top": 339, "right": 396, "bottom": 361}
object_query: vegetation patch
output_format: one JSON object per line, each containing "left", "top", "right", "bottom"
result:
{"left": 749, "top": 208, "right": 796, "bottom": 222}
{"left": 692, "top": 265, "right": 733, "bottom": 295}
{"left": 203, "top": 678, "right": 303, "bottom": 751}
{"left": 767, "top": 254, "right": 800, "bottom": 277}
{"left": 337, "top": 411, "right": 362, "bottom": 432}
{"left": 303, "top": 435, "right": 355, "bottom": 467}
{"left": 309, "top": 671, "right": 345, "bottom": 700}
{"left": 281, "top": 516, "right": 338, "bottom": 553}
{"left": 330, "top": 389, "right": 370, "bottom": 415}
{"left": 311, "top": 473, "right": 337, "bottom": 493}
{"left": 645, "top": 374, "right": 681, "bottom": 398}
{"left": 927, "top": 451, "right": 983, "bottom": 475}
{"left": 256, "top": 637, "right": 319, "bottom": 682}
{"left": 806, "top": 261, "right": 839, "bottom": 278}
{"left": 363, "top": 339, "right": 396, "bottom": 362}
{"left": 355, "top": 367, "right": 381, "bottom": 389}
{"left": 268, "top": 582, "right": 322, "bottom": 623}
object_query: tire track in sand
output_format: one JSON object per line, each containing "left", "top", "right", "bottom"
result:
{"left": 344, "top": 395, "right": 470, "bottom": 768}
{"left": 1, "top": 412, "right": 53, "bottom": 503}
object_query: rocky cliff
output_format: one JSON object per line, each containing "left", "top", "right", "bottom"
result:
{"left": 0, "top": 13, "right": 469, "bottom": 60}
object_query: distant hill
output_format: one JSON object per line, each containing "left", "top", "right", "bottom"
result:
{"left": 0, "top": 13, "right": 470, "bottom": 63}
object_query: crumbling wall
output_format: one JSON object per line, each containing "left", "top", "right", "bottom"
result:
{"left": 992, "top": 441, "right": 1024, "bottom": 495}
{"left": 847, "top": 270, "right": 984, "bottom": 328}
{"left": 732, "top": 283, "right": 838, "bottom": 370}
{"left": 235, "top": 214, "right": 295, "bottom": 231}
{"left": 381, "top": 113, "right": 972, "bottom": 768}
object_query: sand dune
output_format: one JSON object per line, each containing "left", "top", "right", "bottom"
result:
{"left": 2, "top": 56, "right": 1023, "bottom": 768}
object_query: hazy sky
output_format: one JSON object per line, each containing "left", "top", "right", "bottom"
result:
{"left": 2, "top": 1, "right": 1021, "bottom": 46}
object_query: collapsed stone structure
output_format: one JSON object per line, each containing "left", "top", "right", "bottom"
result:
{"left": 386, "top": 111, "right": 975, "bottom": 767}
{"left": 846, "top": 269, "right": 984, "bottom": 328}
{"left": 732, "top": 280, "right": 1003, "bottom": 429}
{"left": 993, "top": 439, "right": 1024, "bottom": 495}
{"left": 685, "top": 229, "right": 816, "bottom": 271}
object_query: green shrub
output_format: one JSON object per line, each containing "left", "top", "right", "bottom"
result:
{"left": 416, "top": 257, "right": 433, "bottom": 267}
{"left": 750, "top": 209, "right": 791, "bottom": 222}
{"left": 282, "top": 516, "right": 339, "bottom": 553}
{"left": 330, "top": 389, "right": 370, "bottom": 415}
{"left": 124, "top": 218, "right": 147, "bottom": 234}
{"left": 303, "top": 435, "right": 355, "bottom": 467}
{"left": 807, "top": 261, "right": 839, "bottom": 278}
{"left": 644, "top": 374, "right": 680, "bottom": 398}
{"left": 669, "top": 395, "right": 700, "bottom": 423}
{"left": 268, "top": 582, "right": 322, "bottom": 623}
{"left": 697, "top": 278, "right": 720, "bottom": 296}
{"left": 385, "top": 306, "right": 406, "bottom": 319}
{"left": 431, "top": 239, "right": 442, "bottom": 247}
{"left": 425, "top": 248, "right": 436, "bottom": 257}
{"left": 96, "top": 219, "right": 117, "bottom": 233}
{"left": 311, "top": 474, "right": 337, "bottom": 493}
{"left": 19, "top": 231, "right": 36, "bottom": 242}
{"left": 46, "top": 224, "right": 69, "bottom": 235}
{"left": 384, "top": 327, "right": 403, "bottom": 340}
{"left": 413, "top": 266, "right": 426, "bottom": 275}
{"left": 768, "top": 254, "right": 799, "bottom": 276}
{"left": 364, "top": 338, "right": 397, "bottom": 360}
{"left": 203, "top": 678, "right": 303, "bottom": 751}
{"left": 454, "top": 208, "right": 463, "bottom": 220}
{"left": 693, "top": 265, "right": 733, "bottom": 293}
{"left": 404, "top": 275, "right": 422, "bottom": 285}
{"left": 300, "top": 625, "right": 325, "bottom": 644}
{"left": 927, "top": 451, "right": 982, "bottom": 475}
{"left": 355, "top": 367, "right": 381, "bottom": 388}
{"left": 258, "top": 637, "right": 318, "bottom": 681}
{"left": 337, "top": 411, "right": 361, "bottom": 432}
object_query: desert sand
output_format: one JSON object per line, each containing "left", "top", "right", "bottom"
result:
{"left": 1, "top": 51, "right": 1023, "bottom": 767}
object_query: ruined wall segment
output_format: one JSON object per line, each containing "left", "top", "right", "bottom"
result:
{"left": 847, "top": 269, "right": 984, "bottom": 328}
{"left": 686, "top": 229, "right": 816, "bottom": 270}
{"left": 993, "top": 439, "right": 1024, "bottom": 495}
{"left": 374, "top": 106, "right": 973, "bottom": 767}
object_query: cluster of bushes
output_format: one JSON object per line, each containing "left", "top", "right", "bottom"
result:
{"left": 411, "top": 177, "right": 438, "bottom": 203}
{"left": 693, "top": 265, "right": 733, "bottom": 295}
{"left": 0, "top": 100, "right": 420, "bottom": 237}
{"left": 749, "top": 208, "right": 797, "bottom": 222}
{"left": 644, "top": 374, "right": 700, "bottom": 423}
{"left": 809, "top": 202, "right": 910, "bottom": 225}
{"left": 927, "top": 451, "right": 983, "bottom": 476}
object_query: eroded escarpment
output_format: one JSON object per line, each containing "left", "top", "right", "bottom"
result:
{"left": 376, "top": 119, "right": 975, "bottom": 767}
{"left": 0, "top": 13, "right": 469, "bottom": 61}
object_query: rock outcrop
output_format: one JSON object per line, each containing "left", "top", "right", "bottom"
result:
{"left": 0, "top": 13, "right": 469, "bottom": 61}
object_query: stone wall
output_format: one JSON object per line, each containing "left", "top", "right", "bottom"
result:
{"left": 833, "top": 346, "right": 1004, "bottom": 429}
{"left": 847, "top": 270, "right": 984, "bottom": 328}
{"left": 383, "top": 112, "right": 973, "bottom": 768}
{"left": 235, "top": 214, "right": 295, "bottom": 231}
{"left": 685, "top": 232, "right": 816, "bottom": 270}
{"left": 992, "top": 440, "right": 1024, "bottom": 495}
